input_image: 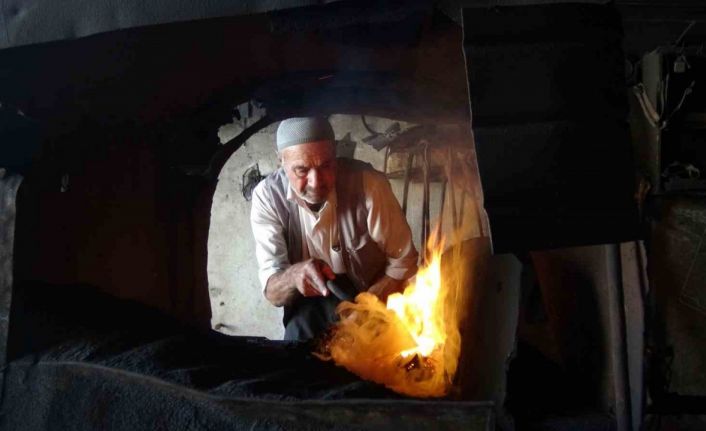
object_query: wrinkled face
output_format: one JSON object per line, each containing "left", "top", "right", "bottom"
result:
{"left": 280, "top": 140, "right": 336, "bottom": 206}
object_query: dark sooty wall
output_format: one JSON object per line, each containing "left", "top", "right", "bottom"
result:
{"left": 13, "top": 127, "right": 214, "bottom": 325}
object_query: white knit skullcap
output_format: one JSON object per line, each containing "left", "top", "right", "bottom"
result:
{"left": 276, "top": 117, "right": 335, "bottom": 151}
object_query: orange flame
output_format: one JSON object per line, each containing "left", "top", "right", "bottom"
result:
{"left": 387, "top": 246, "right": 447, "bottom": 359}
{"left": 317, "top": 236, "right": 462, "bottom": 398}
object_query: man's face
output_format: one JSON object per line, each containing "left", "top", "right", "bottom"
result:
{"left": 281, "top": 140, "right": 336, "bottom": 205}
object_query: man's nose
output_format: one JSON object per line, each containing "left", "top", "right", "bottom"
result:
{"left": 307, "top": 168, "right": 321, "bottom": 187}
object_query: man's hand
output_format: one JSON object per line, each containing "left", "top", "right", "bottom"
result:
{"left": 368, "top": 275, "right": 406, "bottom": 303}
{"left": 264, "top": 259, "right": 335, "bottom": 307}
{"left": 290, "top": 259, "right": 335, "bottom": 297}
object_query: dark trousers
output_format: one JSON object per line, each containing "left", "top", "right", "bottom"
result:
{"left": 283, "top": 295, "right": 341, "bottom": 341}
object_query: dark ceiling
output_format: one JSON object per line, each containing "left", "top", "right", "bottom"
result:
{"left": 0, "top": 0, "right": 704, "bottom": 177}
{"left": 0, "top": 0, "right": 704, "bottom": 130}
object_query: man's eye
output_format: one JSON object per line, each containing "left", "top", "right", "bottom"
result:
{"left": 294, "top": 168, "right": 308, "bottom": 177}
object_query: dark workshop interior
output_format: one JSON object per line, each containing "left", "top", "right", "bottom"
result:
{"left": 1, "top": 1, "right": 705, "bottom": 430}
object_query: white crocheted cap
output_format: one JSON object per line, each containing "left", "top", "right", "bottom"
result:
{"left": 276, "top": 117, "right": 335, "bottom": 151}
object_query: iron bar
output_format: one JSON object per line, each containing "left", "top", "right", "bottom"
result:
{"left": 401, "top": 152, "right": 414, "bottom": 216}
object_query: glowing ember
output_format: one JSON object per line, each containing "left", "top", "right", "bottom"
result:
{"left": 316, "top": 236, "right": 463, "bottom": 398}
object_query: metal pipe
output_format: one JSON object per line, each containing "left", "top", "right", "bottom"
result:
{"left": 606, "top": 244, "right": 633, "bottom": 431}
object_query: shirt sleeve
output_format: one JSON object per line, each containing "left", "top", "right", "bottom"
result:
{"left": 363, "top": 170, "right": 418, "bottom": 281}
{"left": 250, "top": 180, "right": 291, "bottom": 291}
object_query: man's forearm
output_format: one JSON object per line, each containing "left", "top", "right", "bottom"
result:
{"left": 264, "top": 270, "right": 299, "bottom": 307}
{"left": 264, "top": 259, "right": 332, "bottom": 307}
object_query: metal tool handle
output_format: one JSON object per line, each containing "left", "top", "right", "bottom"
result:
{"left": 326, "top": 279, "right": 356, "bottom": 302}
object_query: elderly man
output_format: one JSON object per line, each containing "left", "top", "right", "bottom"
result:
{"left": 250, "top": 117, "right": 418, "bottom": 340}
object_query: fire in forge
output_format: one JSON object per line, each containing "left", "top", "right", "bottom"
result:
{"left": 317, "top": 236, "right": 466, "bottom": 398}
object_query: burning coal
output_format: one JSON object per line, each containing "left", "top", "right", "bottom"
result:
{"left": 316, "top": 237, "right": 465, "bottom": 398}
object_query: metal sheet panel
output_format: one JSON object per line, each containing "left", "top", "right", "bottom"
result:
{"left": 463, "top": 3, "right": 639, "bottom": 252}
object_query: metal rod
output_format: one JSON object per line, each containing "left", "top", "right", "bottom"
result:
{"left": 383, "top": 145, "right": 391, "bottom": 175}
{"left": 421, "top": 143, "right": 431, "bottom": 262}
{"left": 401, "top": 152, "right": 414, "bottom": 216}
{"left": 446, "top": 145, "right": 458, "bottom": 231}
{"left": 437, "top": 178, "right": 447, "bottom": 247}
{"left": 458, "top": 187, "right": 466, "bottom": 232}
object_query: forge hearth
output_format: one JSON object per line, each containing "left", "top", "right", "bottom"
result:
{"left": 1, "top": 281, "right": 493, "bottom": 431}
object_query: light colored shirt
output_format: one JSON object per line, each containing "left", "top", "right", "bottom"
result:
{"left": 250, "top": 166, "right": 417, "bottom": 291}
